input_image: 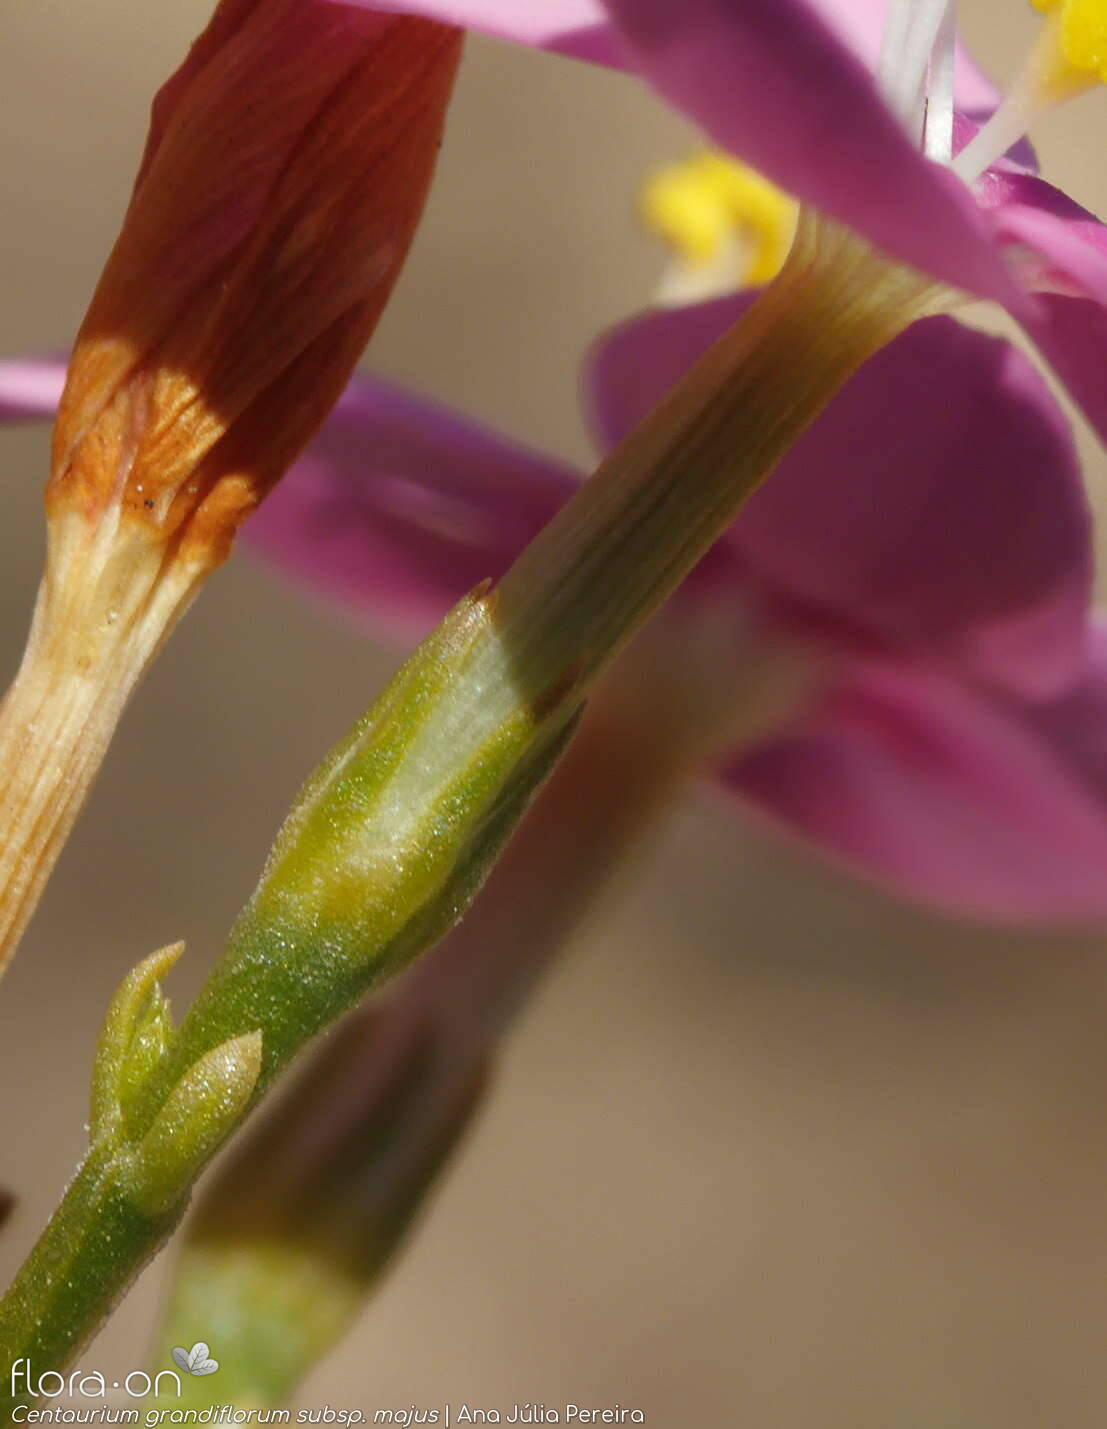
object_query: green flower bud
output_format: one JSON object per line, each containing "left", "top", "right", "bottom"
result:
{"left": 135, "top": 585, "right": 579, "bottom": 1112}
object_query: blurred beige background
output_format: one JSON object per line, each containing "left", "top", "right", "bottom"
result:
{"left": 4, "top": 1, "right": 1107, "bottom": 1424}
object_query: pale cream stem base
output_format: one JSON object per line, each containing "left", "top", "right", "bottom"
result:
{"left": 0, "top": 507, "right": 208, "bottom": 981}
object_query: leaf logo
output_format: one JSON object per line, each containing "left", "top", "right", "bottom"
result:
{"left": 171, "top": 1342, "right": 220, "bottom": 1376}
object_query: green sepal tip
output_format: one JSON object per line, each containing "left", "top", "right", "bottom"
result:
{"left": 90, "top": 940, "right": 182, "bottom": 1147}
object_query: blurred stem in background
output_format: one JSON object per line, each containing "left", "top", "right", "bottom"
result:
{"left": 154, "top": 609, "right": 801, "bottom": 1407}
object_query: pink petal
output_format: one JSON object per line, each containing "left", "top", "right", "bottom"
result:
{"left": 992, "top": 191, "right": 1107, "bottom": 305}
{"left": 338, "top": 0, "right": 999, "bottom": 109}
{"left": 246, "top": 371, "right": 579, "bottom": 641}
{"left": 975, "top": 172, "right": 1107, "bottom": 445}
{"left": 596, "top": 0, "right": 1019, "bottom": 303}
{"left": 586, "top": 300, "right": 1091, "bottom": 696}
{"left": 333, "top": 0, "right": 617, "bottom": 63}
{"left": 953, "top": 49, "right": 1002, "bottom": 115}
{"left": 0, "top": 357, "right": 67, "bottom": 420}
{"left": 722, "top": 651, "right": 1107, "bottom": 923}
{"left": 1015, "top": 619, "right": 1107, "bottom": 812}
{"left": 349, "top": 1, "right": 1015, "bottom": 297}
{"left": 807, "top": 0, "right": 999, "bottom": 112}
{"left": 1018, "top": 294, "right": 1107, "bottom": 452}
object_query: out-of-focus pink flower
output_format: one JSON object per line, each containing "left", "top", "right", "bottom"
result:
{"left": 343, "top": 0, "right": 1107, "bottom": 444}
{"left": 586, "top": 292, "right": 1107, "bottom": 919}
{"left": 4, "top": 289, "right": 1095, "bottom": 922}
{"left": 586, "top": 297, "right": 1093, "bottom": 703}
{"left": 725, "top": 634, "right": 1107, "bottom": 922}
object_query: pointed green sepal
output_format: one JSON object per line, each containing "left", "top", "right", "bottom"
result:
{"left": 118, "top": 1031, "right": 263, "bottom": 1216}
{"left": 90, "top": 941, "right": 182, "bottom": 1146}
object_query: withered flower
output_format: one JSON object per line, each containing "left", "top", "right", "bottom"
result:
{"left": 0, "top": 0, "right": 462, "bottom": 977}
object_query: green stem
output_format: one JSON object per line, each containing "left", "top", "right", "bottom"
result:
{"left": 152, "top": 661, "right": 712, "bottom": 1407}
{"left": 0, "top": 597, "right": 578, "bottom": 1417}
{"left": 0, "top": 217, "right": 934, "bottom": 1408}
{"left": 0, "top": 1148, "right": 180, "bottom": 1420}
{"left": 494, "top": 215, "right": 934, "bottom": 694}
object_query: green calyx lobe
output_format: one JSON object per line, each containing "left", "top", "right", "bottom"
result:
{"left": 90, "top": 940, "right": 181, "bottom": 1146}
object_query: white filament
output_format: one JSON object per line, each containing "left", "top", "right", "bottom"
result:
{"left": 951, "top": 86, "right": 1038, "bottom": 181}
{"left": 877, "top": 0, "right": 915, "bottom": 108}
{"left": 951, "top": 8, "right": 1099, "bottom": 182}
{"left": 924, "top": 1, "right": 957, "bottom": 162}
{"left": 879, "top": 0, "right": 954, "bottom": 139}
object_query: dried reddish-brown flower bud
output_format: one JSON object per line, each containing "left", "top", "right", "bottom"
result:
{"left": 0, "top": 0, "right": 462, "bottom": 979}
{"left": 52, "top": 0, "right": 461, "bottom": 566}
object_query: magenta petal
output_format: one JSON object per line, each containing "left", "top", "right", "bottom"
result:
{"left": 977, "top": 174, "right": 1107, "bottom": 444}
{"left": 981, "top": 170, "right": 1107, "bottom": 314}
{"left": 0, "top": 357, "right": 67, "bottom": 420}
{"left": 734, "top": 317, "right": 1091, "bottom": 698}
{"left": 952, "top": 49, "right": 1002, "bottom": 114}
{"left": 246, "top": 372, "right": 578, "bottom": 641}
{"left": 1014, "top": 619, "right": 1107, "bottom": 812}
{"left": 596, "top": 0, "right": 1017, "bottom": 302}
{"left": 723, "top": 656, "right": 1107, "bottom": 923}
{"left": 337, "top": 0, "right": 998, "bottom": 108}
{"left": 335, "top": 0, "right": 618, "bottom": 64}
{"left": 808, "top": 0, "right": 998, "bottom": 111}
{"left": 979, "top": 170, "right": 1107, "bottom": 303}
{"left": 587, "top": 301, "right": 1091, "bottom": 695}
{"left": 1018, "top": 294, "right": 1107, "bottom": 451}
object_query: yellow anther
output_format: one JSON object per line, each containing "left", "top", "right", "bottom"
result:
{"left": 640, "top": 152, "right": 797, "bottom": 289}
{"left": 1029, "top": 0, "right": 1107, "bottom": 90}
{"left": 958, "top": 0, "right": 1106, "bottom": 177}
